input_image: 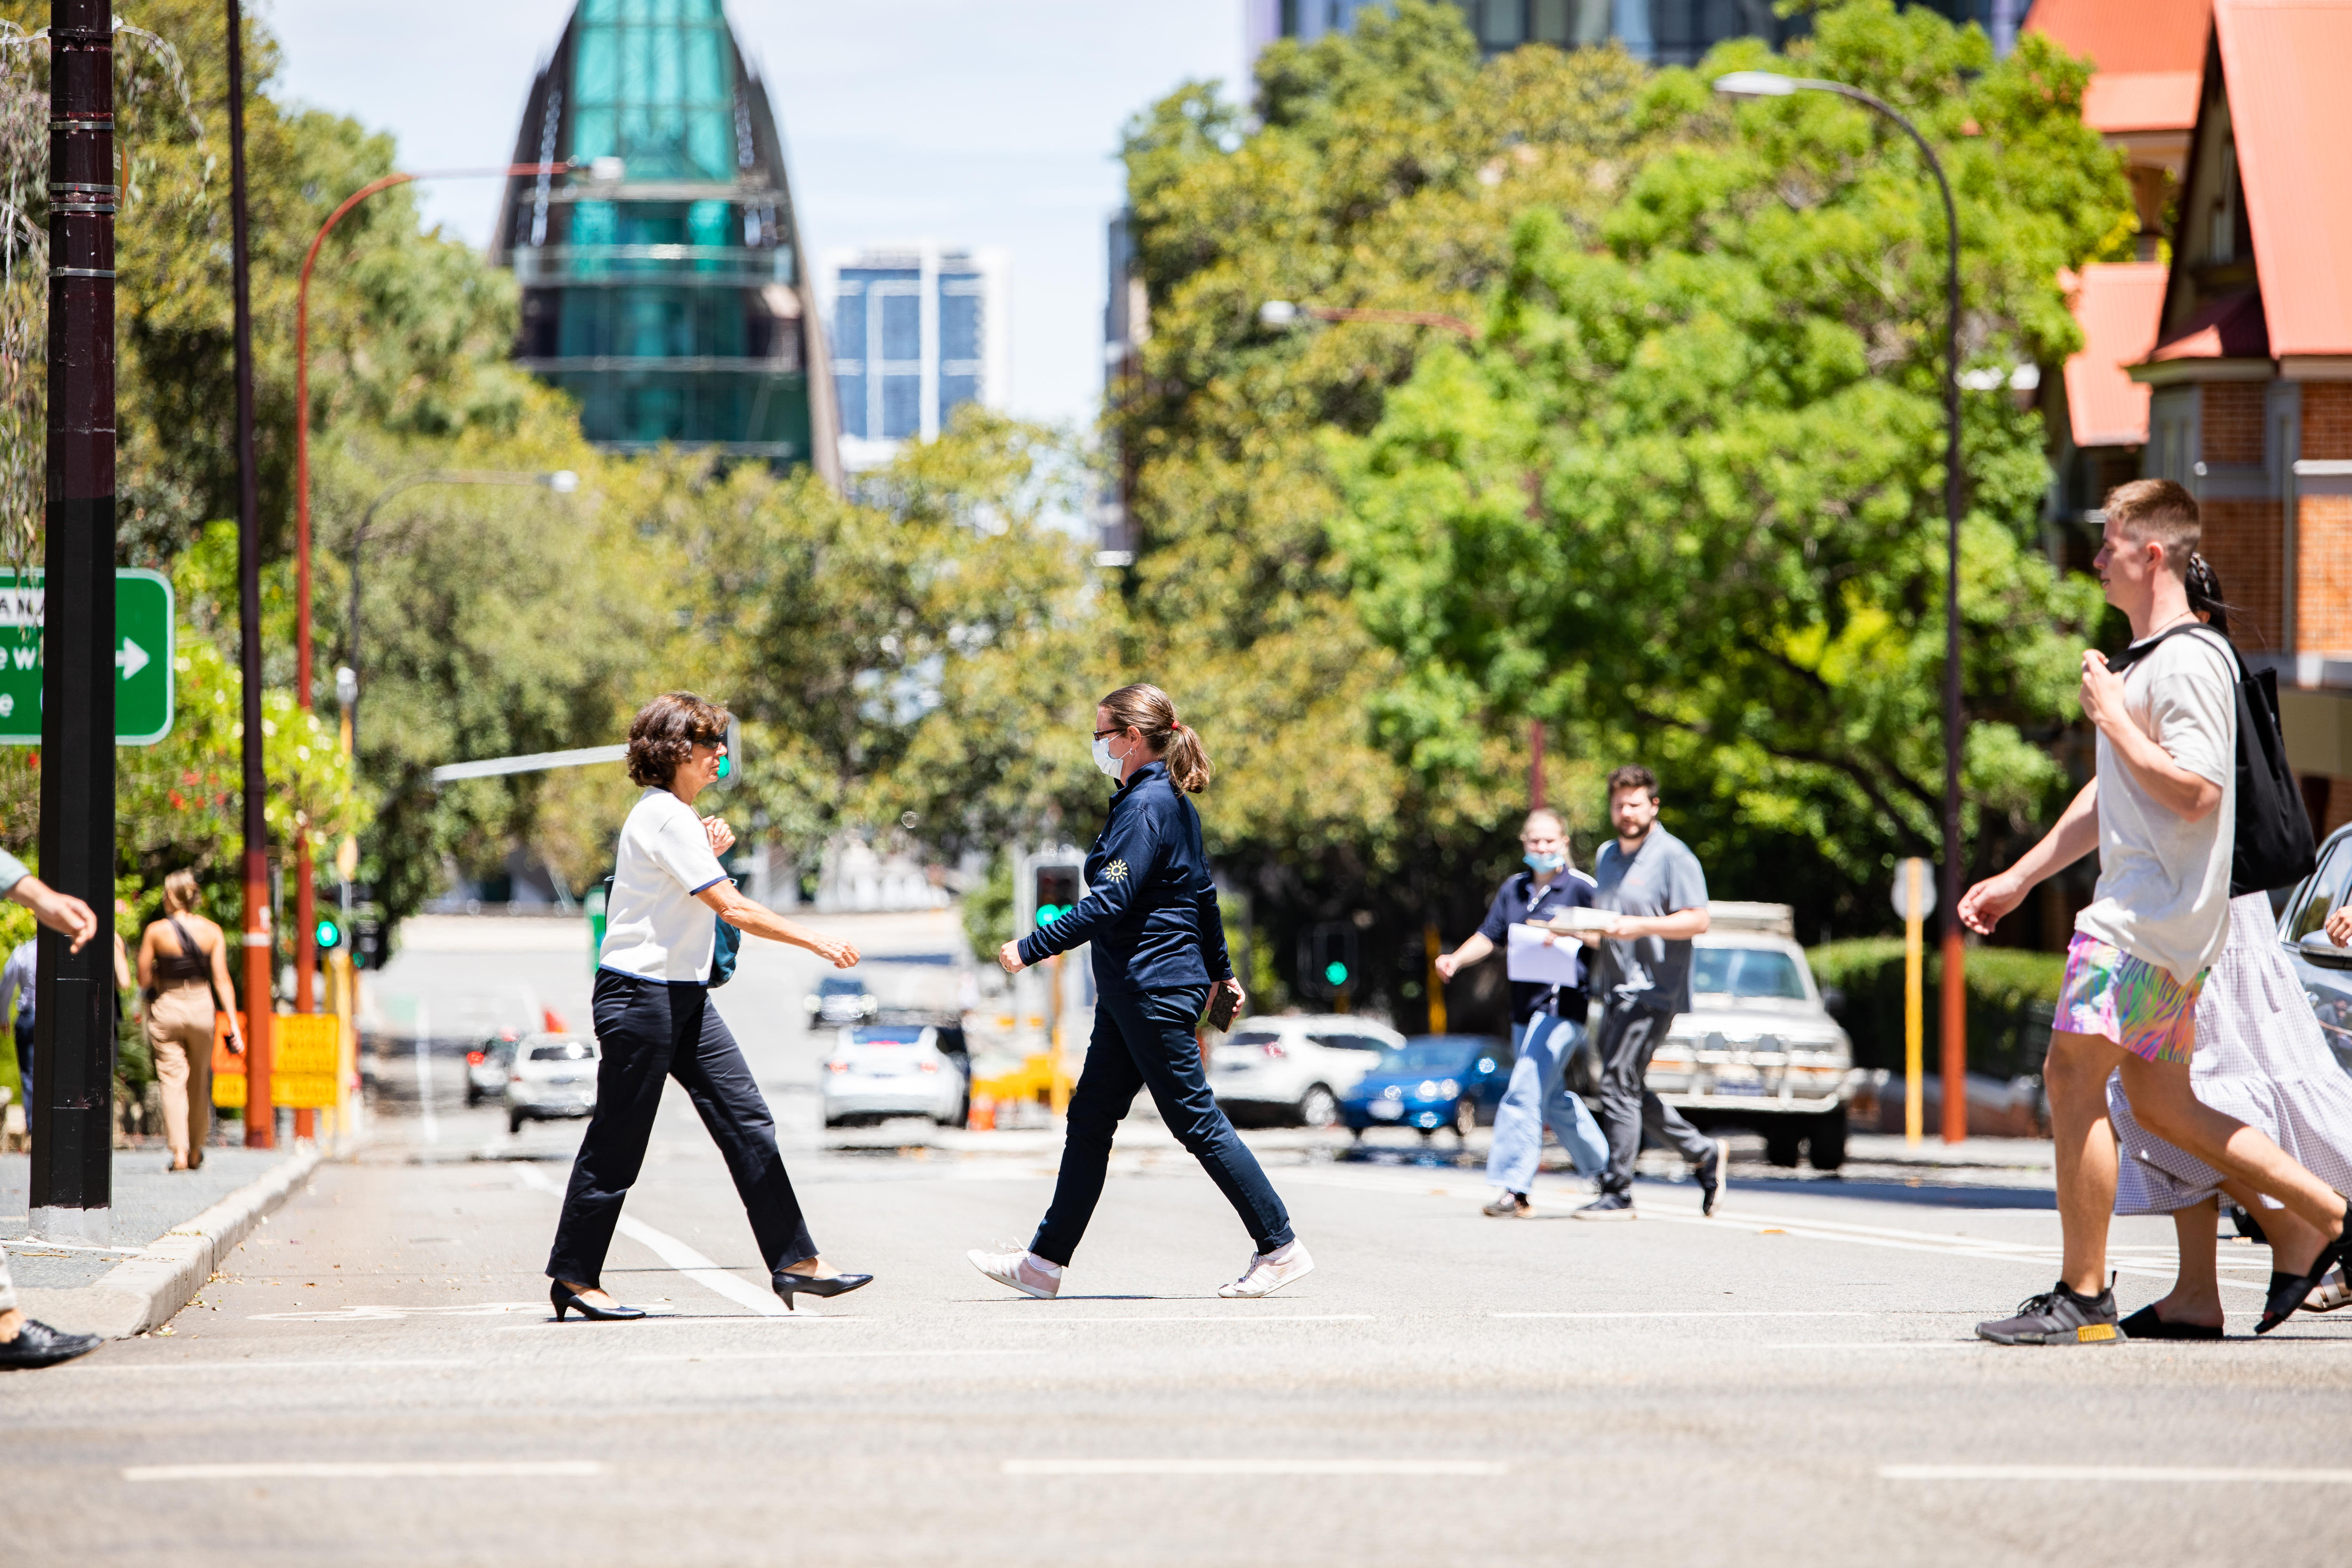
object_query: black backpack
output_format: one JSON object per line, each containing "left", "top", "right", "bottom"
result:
{"left": 2106, "top": 625, "right": 2317, "bottom": 896}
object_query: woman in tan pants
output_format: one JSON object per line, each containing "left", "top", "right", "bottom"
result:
{"left": 136, "top": 871, "right": 243, "bottom": 1171}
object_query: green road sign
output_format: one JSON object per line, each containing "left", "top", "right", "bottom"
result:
{"left": 0, "top": 568, "right": 175, "bottom": 745}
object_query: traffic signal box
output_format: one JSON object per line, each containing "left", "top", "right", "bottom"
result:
{"left": 1033, "top": 864, "right": 1082, "bottom": 930}
{"left": 1297, "top": 922, "right": 1359, "bottom": 1000}
{"left": 213, "top": 1012, "right": 338, "bottom": 1110}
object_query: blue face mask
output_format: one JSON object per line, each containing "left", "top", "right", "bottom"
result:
{"left": 1524, "top": 852, "right": 1567, "bottom": 875}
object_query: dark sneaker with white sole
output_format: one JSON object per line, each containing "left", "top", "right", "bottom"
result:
{"left": 1572, "top": 1193, "right": 1637, "bottom": 1221}
{"left": 1482, "top": 1192, "right": 1532, "bottom": 1218}
{"left": 1697, "top": 1138, "right": 1727, "bottom": 1217}
{"left": 1976, "top": 1281, "right": 2126, "bottom": 1345}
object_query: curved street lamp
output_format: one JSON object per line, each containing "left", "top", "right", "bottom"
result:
{"left": 1715, "top": 69, "right": 1968, "bottom": 1142}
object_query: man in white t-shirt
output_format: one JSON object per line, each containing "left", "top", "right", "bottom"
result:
{"left": 1960, "top": 480, "right": 2350, "bottom": 1343}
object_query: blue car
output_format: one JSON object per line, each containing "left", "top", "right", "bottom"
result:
{"left": 1339, "top": 1035, "right": 1512, "bottom": 1141}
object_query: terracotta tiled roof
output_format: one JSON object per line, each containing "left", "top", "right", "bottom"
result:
{"left": 2152, "top": 288, "right": 2271, "bottom": 360}
{"left": 2216, "top": 0, "right": 2352, "bottom": 357}
{"left": 2080, "top": 70, "right": 2201, "bottom": 133}
{"left": 2063, "top": 263, "right": 2168, "bottom": 445}
{"left": 2025, "top": 0, "right": 2213, "bottom": 73}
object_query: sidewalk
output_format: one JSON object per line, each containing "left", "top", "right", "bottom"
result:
{"left": 0, "top": 1143, "right": 323, "bottom": 1337}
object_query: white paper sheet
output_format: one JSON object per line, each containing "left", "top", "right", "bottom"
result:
{"left": 1505, "top": 922, "right": 1584, "bottom": 985}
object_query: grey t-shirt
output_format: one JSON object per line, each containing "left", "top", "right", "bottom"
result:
{"left": 1591, "top": 825, "right": 1709, "bottom": 1012}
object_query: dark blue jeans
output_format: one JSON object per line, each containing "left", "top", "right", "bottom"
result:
{"left": 1030, "top": 984, "right": 1294, "bottom": 1266}
{"left": 547, "top": 970, "right": 817, "bottom": 1290}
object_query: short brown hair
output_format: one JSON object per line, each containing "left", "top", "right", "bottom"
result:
{"left": 1606, "top": 764, "right": 1658, "bottom": 800}
{"left": 2105, "top": 479, "right": 2200, "bottom": 578}
{"left": 1521, "top": 808, "right": 1565, "bottom": 837}
{"left": 626, "top": 691, "right": 730, "bottom": 788}
{"left": 1098, "top": 682, "right": 1214, "bottom": 793}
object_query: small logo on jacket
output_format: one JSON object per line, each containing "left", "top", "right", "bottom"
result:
{"left": 1101, "top": 859, "right": 1129, "bottom": 883}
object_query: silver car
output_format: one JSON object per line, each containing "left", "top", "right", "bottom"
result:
{"left": 1637, "top": 904, "right": 1861, "bottom": 1170}
{"left": 504, "top": 1034, "right": 599, "bottom": 1136}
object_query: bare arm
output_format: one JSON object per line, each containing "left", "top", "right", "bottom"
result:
{"left": 207, "top": 923, "right": 245, "bottom": 1046}
{"left": 1959, "top": 777, "right": 2101, "bottom": 936}
{"left": 2081, "top": 651, "right": 2224, "bottom": 823}
{"left": 1434, "top": 931, "right": 1494, "bottom": 981}
{"left": 697, "top": 881, "right": 859, "bottom": 969}
{"left": 136, "top": 924, "right": 156, "bottom": 990}
{"left": 1606, "top": 907, "right": 1711, "bottom": 941}
{"left": 7, "top": 874, "right": 96, "bottom": 952}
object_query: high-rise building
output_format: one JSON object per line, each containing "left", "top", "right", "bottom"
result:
{"left": 1248, "top": 0, "right": 2012, "bottom": 67}
{"left": 492, "top": 0, "right": 839, "bottom": 481}
{"left": 823, "top": 244, "right": 1009, "bottom": 472}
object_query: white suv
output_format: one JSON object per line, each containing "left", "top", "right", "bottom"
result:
{"left": 1208, "top": 1014, "right": 1405, "bottom": 1128}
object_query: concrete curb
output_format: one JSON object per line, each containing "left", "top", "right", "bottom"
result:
{"left": 15, "top": 1144, "right": 325, "bottom": 1339}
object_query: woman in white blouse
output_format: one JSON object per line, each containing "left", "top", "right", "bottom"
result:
{"left": 546, "top": 692, "right": 868, "bottom": 1319}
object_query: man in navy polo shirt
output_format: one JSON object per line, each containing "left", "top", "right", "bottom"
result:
{"left": 1436, "top": 809, "right": 1608, "bottom": 1218}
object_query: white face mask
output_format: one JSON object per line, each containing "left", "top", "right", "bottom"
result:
{"left": 1091, "top": 733, "right": 1123, "bottom": 778}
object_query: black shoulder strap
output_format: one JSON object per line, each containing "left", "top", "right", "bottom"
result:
{"left": 2104, "top": 622, "right": 2241, "bottom": 678}
{"left": 165, "top": 915, "right": 198, "bottom": 957}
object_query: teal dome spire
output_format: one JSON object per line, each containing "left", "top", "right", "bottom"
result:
{"left": 493, "top": 0, "right": 838, "bottom": 480}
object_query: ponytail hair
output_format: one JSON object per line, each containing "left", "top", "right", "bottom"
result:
{"left": 1099, "top": 682, "right": 1214, "bottom": 793}
{"left": 2185, "top": 551, "right": 2236, "bottom": 637}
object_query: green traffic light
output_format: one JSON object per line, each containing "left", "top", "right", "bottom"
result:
{"left": 316, "top": 918, "right": 341, "bottom": 949}
{"left": 1324, "top": 961, "right": 1348, "bottom": 986}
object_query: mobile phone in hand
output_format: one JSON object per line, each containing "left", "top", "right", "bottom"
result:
{"left": 1205, "top": 980, "right": 1239, "bottom": 1032}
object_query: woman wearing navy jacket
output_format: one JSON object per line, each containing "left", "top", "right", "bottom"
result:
{"left": 969, "top": 684, "right": 1311, "bottom": 1300}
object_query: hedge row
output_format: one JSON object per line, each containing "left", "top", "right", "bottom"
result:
{"left": 1807, "top": 939, "right": 2067, "bottom": 1081}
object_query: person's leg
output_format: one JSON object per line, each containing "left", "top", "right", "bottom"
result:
{"left": 1028, "top": 1000, "right": 1147, "bottom": 1266}
{"left": 1537, "top": 1018, "right": 1609, "bottom": 1177}
{"left": 1484, "top": 1019, "right": 1549, "bottom": 1195}
{"left": 669, "top": 994, "right": 819, "bottom": 1281}
{"left": 2220, "top": 1178, "right": 2326, "bottom": 1274}
{"left": 149, "top": 1018, "right": 191, "bottom": 1169}
{"left": 2148, "top": 1199, "right": 2225, "bottom": 1329}
{"left": 2116, "top": 1056, "right": 2349, "bottom": 1242}
{"left": 1624, "top": 1011, "right": 1713, "bottom": 1168}
{"left": 186, "top": 1003, "right": 212, "bottom": 1161}
{"left": 1592, "top": 1003, "right": 1647, "bottom": 1199}
{"left": 2045, "top": 1029, "right": 2124, "bottom": 1297}
{"left": 545, "top": 974, "right": 680, "bottom": 1294}
{"left": 1127, "top": 986, "right": 1295, "bottom": 1254}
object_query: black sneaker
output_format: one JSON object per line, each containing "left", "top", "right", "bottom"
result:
{"left": 1481, "top": 1192, "right": 1532, "bottom": 1218}
{"left": 1697, "top": 1138, "right": 1728, "bottom": 1217}
{"left": 1572, "top": 1193, "right": 1637, "bottom": 1222}
{"left": 1976, "top": 1281, "right": 2125, "bottom": 1345}
{"left": 0, "top": 1318, "right": 103, "bottom": 1370}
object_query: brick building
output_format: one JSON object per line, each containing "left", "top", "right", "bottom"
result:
{"left": 2123, "top": 0, "right": 2352, "bottom": 835}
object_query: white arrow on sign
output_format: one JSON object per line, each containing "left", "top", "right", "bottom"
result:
{"left": 115, "top": 636, "right": 148, "bottom": 680}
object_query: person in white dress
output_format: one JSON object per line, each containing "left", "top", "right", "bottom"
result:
{"left": 2106, "top": 559, "right": 2352, "bottom": 1338}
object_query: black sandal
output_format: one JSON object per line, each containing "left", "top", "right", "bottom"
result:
{"left": 2118, "top": 1304, "right": 2222, "bottom": 1341}
{"left": 2256, "top": 1197, "right": 2352, "bottom": 1336}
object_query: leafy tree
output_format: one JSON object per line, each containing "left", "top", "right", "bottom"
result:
{"left": 1335, "top": 0, "right": 2125, "bottom": 934}
{"left": 1114, "top": 1, "right": 1677, "bottom": 1017}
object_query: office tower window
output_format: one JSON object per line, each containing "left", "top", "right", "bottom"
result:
{"left": 826, "top": 246, "right": 1009, "bottom": 472}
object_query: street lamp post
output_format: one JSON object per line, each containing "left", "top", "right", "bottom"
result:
{"left": 289, "top": 161, "right": 588, "bottom": 1022}
{"left": 342, "top": 470, "right": 580, "bottom": 763}
{"left": 1714, "top": 69, "right": 1968, "bottom": 1142}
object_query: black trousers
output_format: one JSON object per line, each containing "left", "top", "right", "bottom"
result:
{"left": 1030, "top": 984, "right": 1294, "bottom": 1266}
{"left": 546, "top": 970, "right": 816, "bottom": 1290}
{"left": 1594, "top": 999, "right": 1715, "bottom": 1198}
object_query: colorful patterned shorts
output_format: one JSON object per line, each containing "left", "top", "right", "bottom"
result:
{"left": 2056, "top": 932, "right": 2204, "bottom": 1065}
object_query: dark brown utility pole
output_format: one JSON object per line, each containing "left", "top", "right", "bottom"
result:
{"left": 226, "top": 0, "right": 272, "bottom": 1144}
{"left": 28, "top": 0, "right": 118, "bottom": 1241}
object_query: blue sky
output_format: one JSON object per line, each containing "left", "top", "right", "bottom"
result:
{"left": 260, "top": 0, "right": 1249, "bottom": 432}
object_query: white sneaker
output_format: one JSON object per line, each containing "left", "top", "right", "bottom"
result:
{"left": 1219, "top": 1240, "right": 1314, "bottom": 1299}
{"left": 969, "top": 1248, "right": 1061, "bottom": 1299}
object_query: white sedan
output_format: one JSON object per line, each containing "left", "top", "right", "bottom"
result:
{"left": 821, "top": 1024, "right": 969, "bottom": 1128}
{"left": 1207, "top": 1014, "right": 1406, "bottom": 1128}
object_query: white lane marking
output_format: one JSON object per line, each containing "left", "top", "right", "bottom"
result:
{"left": 1287, "top": 1168, "right": 2269, "bottom": 1292}
{"left": 1492, "top": 1311, "right": 1888, "bottom": 1320}
{"left": 68, "top": 1360, "right": 474, "bottom": 1373}
{"left": 988, "top": 1314, "right": 1375, "bottom": 1325}
{"left": 1883, "top": 1465, "right": 2352, "bottom": 1484}
{"left": 510, "top": 1162, "right": 793, "bottom": 1318}
{"left": 627, "top": 1349, "right": 1042, "bottom": 1363}
{"left": 249, "top": 1302, "right": 552, "bottom": 1323}
{"left": 1770, "top": 1343, "right": 1980, "bottom": 1351}
{"left": 126, "top": 1461, "right": 606, "bottom": 1482}
{"left": 1004, "top": 1459, "right": 1507, "bottom": 1477}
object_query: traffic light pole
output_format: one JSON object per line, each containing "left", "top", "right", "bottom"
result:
{"left": 227, "top": 0, "right": 273, "bottom": 1146}
{"left": 28, "top": 0, "right": 118, "bottom": 1242}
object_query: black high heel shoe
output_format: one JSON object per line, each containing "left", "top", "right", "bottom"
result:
{"left": 2256, "top": 1198, "right": 2352, "bottom": 1336}
{"left": 774, "top": 1269, "right": 874, "bottom": 1310}
{"left": 552, "top": 1280, "right": 646, "bottom": 1321}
